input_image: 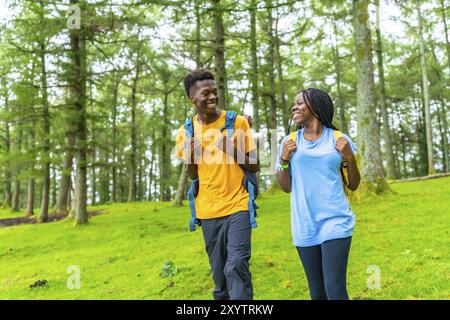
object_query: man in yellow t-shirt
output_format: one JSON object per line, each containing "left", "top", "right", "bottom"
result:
{"left": 175, "top": 69, "right": 259, "bottom": 300}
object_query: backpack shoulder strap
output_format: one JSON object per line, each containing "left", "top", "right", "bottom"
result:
{"left": 333, "top": 130, "right": 347, "bottom": 165}
{"left": 333, "top": 130, "right": 350, "bottom": 194}
{"left": 288, "top": 130, "right": 299, "bottom": 142}
{"left": 221, "top": 111, "right": 238, "bottom": 137}
{"left": 184, "top": 117, "right": 194, "bottom": 138}
{"left": 333, "top": 129, "right": 343, "bottom": 142}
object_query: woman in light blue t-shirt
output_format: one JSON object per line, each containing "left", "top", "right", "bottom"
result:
{"left": 276, "top": 88, "right": 361, "bottom": 300}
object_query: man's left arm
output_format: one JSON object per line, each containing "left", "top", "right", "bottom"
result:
{"left": 217, "top": 116, "right": 260, "bottom": 173}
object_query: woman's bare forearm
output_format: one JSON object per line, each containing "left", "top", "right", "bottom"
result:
{"left": 346, "top": 156, "right": 360, "bottom": 191}
{"left": 277, "top": 170, "right": 292, "bottom": 193}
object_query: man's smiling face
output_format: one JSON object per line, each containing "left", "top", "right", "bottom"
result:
{"left": 190, "top": 79, "right": 219, "bottom": 115}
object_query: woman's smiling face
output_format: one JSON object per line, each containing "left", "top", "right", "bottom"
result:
{"left": 292, "top": 92, "right": 314, "bottom": 125}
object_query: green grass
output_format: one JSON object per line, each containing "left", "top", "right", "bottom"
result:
{"left": 0, "top": 177, "right": 449, "bottom": 300}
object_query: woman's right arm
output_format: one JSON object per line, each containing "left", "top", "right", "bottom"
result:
{"left": 276, "top": 140, "right": 297, "bottom": 193}
{"left": 277, "top": 167, "right": 292, "bottom": 193}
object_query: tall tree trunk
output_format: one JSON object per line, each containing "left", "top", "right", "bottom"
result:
{"left": 70, "top": 0, "right": 88, "bottom": 224}
{"left": 415, "top": 0, "right": 434, "bottom": 175}
{"left": 441, "top": 0, "right": 450, "bottom": 72}
{"left": 331, "top": 19, "right": 348, "bottom": 134}
{"left": 89, "top": 79, "right": 96, "bottom": 206}
{"left": 111, "top": 75, "right": 120, "bottom": 203}
{"left": 160, "top": 92, "right": 171, "bottom": 201}
{"left": 99, "top": 148, "right": 109, "bottom": 204}
{"left": 12, "top": 180, "right": 21, "bottom": 212}
{"left": 118, "top": 162, "right": 124, "bottom": 202}
{"left": 148, "top": 128, "right": 155, "bottom": 201}
{"left": 25, "top": 178, "right": 35, "bottom": 216}
{"left": 12, "top": 128, "right": 22, "bottom": 212}
{"left": 401, "top": 134, "right": 407, "bottom": 178}
{"left": 128, "top": 46, "right": 141, "bottom": 202}
{"left": 415, "top": 96, "right": 428, "bottom": 176}
{"left": 25, "top": 122, "right": 36, "bottom": 216}
{"left": 375, "top": 0, "right": 396, "bottom": 179}
{"left": 266, "top": 0, "right": 277, "bottom": 150}
{"left": 53, "top": 135, "right": 75, "bottom": 215}
{"left": 274, "top": 16, "right": 288, "bottom": 135}
{"left": 51, "top": 162, "right": 57, "bottom": 208}
{"left": 137, "top": 155, "right": 143, "bottom": 201}
{"left": 2, "top": 99, "right": 12, "bottom": 209}
{"left": 250, "top": 0, "right": 260, "bottom": 131}
{"left": 38, "top": 40, "right": 51, "bottom": 223}
{"left": 194, "top": 0, "right": 202, "bottom": 67}
{"left": 173, "top": 165, "right": 188, "bottom": 206}
{"left": 353, "top": 0, "right": 388, "bottom": 193}
{"left": 439, "top": 101, "right": 449, "bottom": 172}
{"left": 213, "top": 0, "right": 227, "bottom": 109}
{"left": 429, "top": 42, "right": 449, "bottom": 173}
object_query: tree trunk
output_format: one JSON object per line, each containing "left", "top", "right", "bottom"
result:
{"left": 353, "top": 0, "right": 388, "bottom": 193}
{"left": 173, "top": 165, "right": 188, "bottom": 206}
{"left": 194, "top": 0, "right": 202, "bottom": 67}
{"left": 429, "top": 41, "right": 449, "bottom": 173}
{"left": 70, "top": 0, "right": 88, "bottom": 224}
{"left": 441, "top": 0, "right": 450, "bottom": 73}
{"left": 111, "top": 75, "right": 120, "bottom": 203}
{"left": 38, "top": 41, "right": 51, "bottom": 223}
{"left": 25, "top": 123, "right": 36, "bottom": 216}
{"left": 439, "top": 101, "right": 449, "bottom": 172}
{"left": 89, "top": 80, "right": 96, "bottom": 206}
{"left": 51, "top": 162, "right": 57, "bottom": 208}
{"left": 128, "top": 46, "right": 141, "bottom": 203}
{"left": 266, "top": 0, "right": 277, "bottom": 151}
{"left": 148, "top": 129, "right": 155, "bottom": 201}
{"left": 331, "top": 20, "right": 348, "bottom": 134}
{"left": 415, "top": 96, "right": 428, "bottom": 176}
{"left": 274, "top": 18, "right": 288, "bottom": 135}
{"left": 160, "top": 92, "right": 171, "bottom": 201}
{"left": 12, "top": 128, "right": 22, "bottom": 212}
{"left": 416, "top": 0, "right": 434, "bottom": 175}
{"left": 2, "top": 104, "right": 12, "bottom": 209}
{"left": 250, "top": 0, "right": 260, "bottom": 131}
{"left": 375, "top": 0, "right": 397, "bottom": 179}
{"left": 213, "top": 0, "right": 227, "bottom": 109}
{"left": 53, "top": 135, "right": 75, "bottom": 215}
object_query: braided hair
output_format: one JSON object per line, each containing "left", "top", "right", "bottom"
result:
{"left": 290, "top": 87, "right": 339, "bottom": 133}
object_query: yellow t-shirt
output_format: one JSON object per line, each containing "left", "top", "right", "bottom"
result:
{"left": 175, "top": 110, "right": 257, "bottom": 219}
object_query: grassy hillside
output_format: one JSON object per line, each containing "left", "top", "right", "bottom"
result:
{"left": 0, "top": 177, "right": 449, "bottom": 300}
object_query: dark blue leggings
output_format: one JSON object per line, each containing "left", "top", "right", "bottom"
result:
{"left": 296, "top": 236, "right": 352, "bottom": 300}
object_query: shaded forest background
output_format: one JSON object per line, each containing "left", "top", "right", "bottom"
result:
{"left": 0, "top": 0, "right": 448, "bottom": 224}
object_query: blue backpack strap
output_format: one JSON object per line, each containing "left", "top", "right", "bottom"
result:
{"left": 184, "top": 117, "right": 194, "bottom": 139}
{"left": 184, "top": 117, "right": 200, "bottom": 232}
{"left": 187, "top": 178, "right": 200, "bottom": 232}
{"left": 220, "top": 111, "right": 238, "bottom": 137}
{"left": 221, "top": 111, "right": 259, "bottom": 229}
{"left": 246, "top": 179, "right": 258, "bottom": 229}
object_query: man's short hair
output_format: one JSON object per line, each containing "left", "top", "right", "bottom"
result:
{"left": 183, "top": 69, "right": 215, "bottom": 97}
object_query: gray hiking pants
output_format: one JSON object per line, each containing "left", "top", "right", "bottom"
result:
{"left": 200, "top": 211, "right": 253, "bottom": 300}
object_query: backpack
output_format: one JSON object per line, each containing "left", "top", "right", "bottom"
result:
{"left": 184, "top": 111, "right": 259, "bottom": 232}
{"left": 287, "top": 129, "right": 350, "bottom": 197}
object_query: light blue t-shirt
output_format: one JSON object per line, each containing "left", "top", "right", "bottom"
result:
{"left": 275, "top": 127, "right": 357, "bottom": 247}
